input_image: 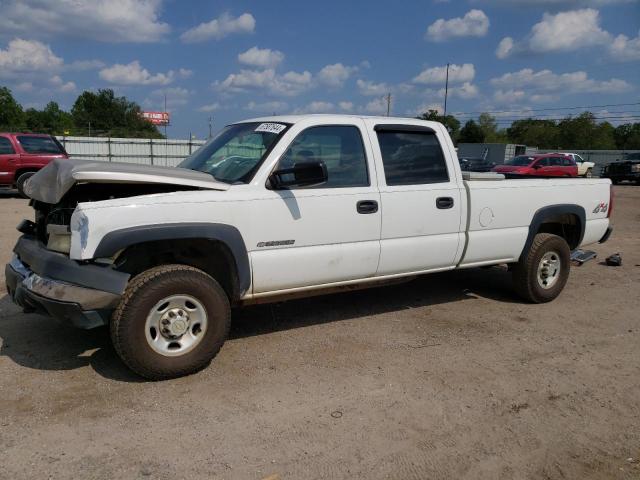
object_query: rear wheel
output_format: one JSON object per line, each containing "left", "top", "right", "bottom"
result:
{"left": 512, "top": 233, "right": 570, "bottom": 303}
{"left": 16, "top": 171, "right": 36, "bottom": 198}
{"left": 110, "top": 264, "right": 230, "bottom": 380}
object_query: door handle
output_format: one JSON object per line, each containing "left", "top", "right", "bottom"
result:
{"left": 357, "top": 200, "right": 378, "bottom": 214}
{"left": 436, "top": 197, "right": 454, "bottom": 209}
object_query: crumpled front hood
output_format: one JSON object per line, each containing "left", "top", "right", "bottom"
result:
{"left": 24, "top": 158, "right": 229, "bottom": 204}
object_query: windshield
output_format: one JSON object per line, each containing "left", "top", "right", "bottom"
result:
{"left": 506, "top": 155, "right": 534, "bottom": 166}
{"left": 179, "top": 122, "right": 289, "bottom": 183}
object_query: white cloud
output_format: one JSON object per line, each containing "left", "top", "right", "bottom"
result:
{"left": 295, "top": 101, "right": 337, "bottom": 114}
{"left": 238, "top": 47, "right": 284, "bottom": 68}
{"left": 338, "top": 101, "right": 354, "bottom": 112}
{"left": 0, "top": 0, "right": 170, "bottom": 43}
{"left": 529, "top": 8, "right": 610, "bottom": 52}
{"left": 197, "top": 102, "right": 221, "bottom": 112}
{"left": 244, "top": 100, "right": 289, "bottom": 112}
{"left": 495, "top": 8, "right": 633, "bottom": 59}
{"left": 496, "top": 37, "right": 514, "bottom": 59}
{"left": 493, "top": 89, "right": 527, "bottom": 104}
{"left": 68, "top": 59, "right": 106, "bottom": 71}
{"left": 407, "top": 102, "right": 444, "bottom": 117}
{"left": 444, "top": 82, "right": 479, "bottom": 99}
{"left": 610, "top": 30, "right": 640, "bottom": 61}
{"left": 0, "top": 38, "right": 63, "bottom": 78}
{"left": 181, "top": 12, "right": 255, "bottom": 43}
{"left": 364, "top": 97, "right": 389, "bottom": 115}
{"left": 50, "top": 75, "right": 76, "bottom": 92}
{"left": 215, "top": 68, "right": 313, "bottom": 96}
{"left": 145, "top": 87, "right": 192, "bottom": 108}
{"left": 426, "top": 9, "right": 490, "bottom": 42}
{"left": 413, "top": 63, "right": 475, "bottom": 85}
{"left": 317, "top": 63, "right": 357, "bottom": 88}
{"left": 357, "top": 79, "right": 391, "bottom": 96}
{"left": 99, "top": 60, "right": 180, "bottom": 85}
{"left": 490, "top": 68, "right": 632, "bottom": 96}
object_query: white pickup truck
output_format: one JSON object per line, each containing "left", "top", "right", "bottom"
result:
{"left": 6, "top": 115, "right": 613, "bottom": 379}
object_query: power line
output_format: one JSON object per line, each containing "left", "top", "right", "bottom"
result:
{"left": 450, "top": 101, "right": 640, "bottom": 116}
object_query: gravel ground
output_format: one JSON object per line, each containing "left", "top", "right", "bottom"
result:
{"left": 0, "top": 186, "right": 638, "bottom": 480}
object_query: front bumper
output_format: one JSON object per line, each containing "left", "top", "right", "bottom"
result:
{"left": 5, "top": 236, "right": 129, "bottom": 329}
{"left": 603, "top": 172, "right": 640, "bottom": 182}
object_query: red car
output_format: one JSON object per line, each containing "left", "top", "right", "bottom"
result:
{"left": 0, "top": 133, "right": 69, "bottom": 196}
{"left": 492, "top": 154, "right": 578, "bottom": 177}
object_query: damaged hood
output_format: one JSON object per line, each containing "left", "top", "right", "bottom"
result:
{"left": 24, "top": 158, "right": 229, "bottom": 204}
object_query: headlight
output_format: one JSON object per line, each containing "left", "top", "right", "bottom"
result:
{"left": 46, "top": 224, "right": 71, "bottom": 253}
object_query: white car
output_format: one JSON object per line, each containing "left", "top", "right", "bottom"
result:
{"left": 7, "top": 115, "right": 613, "bottom": 379}
{"left": 557, "top": 152, "right": 596, "bottom": 177}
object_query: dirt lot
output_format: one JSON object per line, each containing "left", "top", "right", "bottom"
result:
{"left": 0, "top": 187, "right": 638, "bottom": 480}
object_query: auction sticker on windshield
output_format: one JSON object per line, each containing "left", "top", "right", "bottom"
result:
{"left": 255, "top": 123, "right": 287, "bottom": 134}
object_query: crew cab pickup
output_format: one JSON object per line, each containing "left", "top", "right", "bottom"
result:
{"left": 0, "top": 133, "right": 69, "bottom": 195}
{"left": 5, "top": 115, "right": 613, "bottom": 380}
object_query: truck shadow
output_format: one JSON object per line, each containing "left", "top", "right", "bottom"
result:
{"left": 0, "top": 266, "right": 518, "bottom": 382}
{"left": 0, "top": 189, "right": 23, "bottom": 199}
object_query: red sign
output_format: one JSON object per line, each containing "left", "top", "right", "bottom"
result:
{"left": 141, "top": 111, "right": 170, "bottom": 125}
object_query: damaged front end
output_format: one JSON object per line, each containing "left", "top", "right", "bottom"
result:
{"left": 7, "top": 158, "right": 228, "bottom": 328}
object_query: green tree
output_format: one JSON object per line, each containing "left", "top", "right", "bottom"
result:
{"left": 477, "top": 113, "right": 508, "bottom": 143}
{"left": 25, "top": 101, "right": 73, "bottom": 134}
{"left": 459, "top": 120, "right": 485, "bottom": 143}
{"left": 71, "top": 89, "right": 162, "bottom": 138}
{"left": 506, "top": 119, "right": 559, "bottom": 149}
{"left": 613, "top": 123, "right": 640, "bottom": 150}
{"left": 418, "top": 109, "right": 461, "bottom": 143}
{"left": 0, "top": 86, "right": 25, "bottom": 131}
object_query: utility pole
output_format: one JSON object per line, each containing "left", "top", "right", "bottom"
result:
{"left": 208, "top": 116, "right": 213, "bottom": 138}
{"left": 386, "top": 92, "right": 392, "bottom": 117}
{"left": 443, "top": 62, "right": 450, "bottom": 117}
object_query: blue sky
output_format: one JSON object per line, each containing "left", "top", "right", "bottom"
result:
{"left": 0, "top": 0, "right": 638, "bottom": 138}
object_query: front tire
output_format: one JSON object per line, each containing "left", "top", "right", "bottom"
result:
{"left": 16, "top": 171, "right": 36, "bottom": 198}
{"left": 512, "top": 233, "right": 570, "bottom": 303}
{"left": 110, "top": 265, "right": 230, "bottom": 380}
{"left": 585, "top": 168, "right": 593, "bottom": 178}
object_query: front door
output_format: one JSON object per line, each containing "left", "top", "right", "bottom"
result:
{"left": 249, "top": 120, "right": 381, "bottom": 294}
{"left": 365, "top": 121, "right": 464, "bottom": 275}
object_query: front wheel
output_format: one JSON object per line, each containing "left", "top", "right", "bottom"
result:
{"left": 110, "top": 265, "right": 231, "bottom": 380}
{"left": 512, "top": 233, "right": 570, "bottom": 303}
{"left": 16, "top": 171, "right": 36, "bottom": 198}
{"left": 585, "top": 168, "right": 593, "bottom": 178}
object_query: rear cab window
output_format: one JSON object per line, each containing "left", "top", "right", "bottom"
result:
{"left": 374, "top": 125, "right": 449, "bottom": 185}
{"left": 17, "top": 136, "right": 65, "bottom": 154}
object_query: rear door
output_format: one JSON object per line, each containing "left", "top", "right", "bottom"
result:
{"left": 365, "top": 120, "right": 464, "bottom": 276}
{"left": 249, "top": 119, "right": 381, "bottom": 294}
{"left": 0, "top": 136, "right": 19, "bottom": 185}
{"left": 16, "top": 135, "right": 66, "bottom": 168}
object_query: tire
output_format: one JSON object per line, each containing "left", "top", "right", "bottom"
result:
{"left": 585, "top": 168, "right": 593, "bottom": 178}
{"left": 16, "top": 171, "right": 36, "bottom": 198}
{"left": 512, "top": 233, "right": 570, "bottom": 303}
{"left": 110, "top": 264, "right": 231, "bottom": 380}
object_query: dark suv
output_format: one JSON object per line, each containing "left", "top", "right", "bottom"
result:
{"left": 602, "top": 153, "right": 640, "bottom": 185}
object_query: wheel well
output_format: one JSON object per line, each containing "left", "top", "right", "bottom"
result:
{"left": 537, "top": 213, "right": 582, "bottom": 250}
{"left": 113, "top": 238, "right": 240, "bottom": 301}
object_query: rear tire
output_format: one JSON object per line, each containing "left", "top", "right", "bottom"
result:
{"left": 16, "top": 171, "right": 36, "bottom": 198}
{"left": 110, "top": 264, "right": 230, "bottom": 380}
{"left": 512, "top": 233, "right": 570, "bottom": 303}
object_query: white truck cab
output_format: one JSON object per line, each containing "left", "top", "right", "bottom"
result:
{"left": 6, "top": 115, "right": 613, "bottom": 379}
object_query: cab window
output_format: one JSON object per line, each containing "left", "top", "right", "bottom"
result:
{"left": 0, "top": 137, "right": 15, "bottom": 155}
{"left": 276, "top": 125, "right": 369, "bottom": 188}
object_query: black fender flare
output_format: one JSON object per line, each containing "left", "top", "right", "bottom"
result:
{"left": 93, "top": 223, "right": 251, "bottom": 296}
{"left": 519, "top": 204, "right": 586, "bottom": 261}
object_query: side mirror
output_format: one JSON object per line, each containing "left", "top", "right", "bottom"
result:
{"left": 269, "top": 161, "right": 328, "bottom": 189}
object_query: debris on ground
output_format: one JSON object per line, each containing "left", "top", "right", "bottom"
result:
{"left": 605, "top": 253, "right": 623, "bottom": 266}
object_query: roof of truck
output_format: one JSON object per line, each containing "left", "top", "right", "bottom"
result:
{"left": 236, "top": 114, "right": 439, "bottom": 125}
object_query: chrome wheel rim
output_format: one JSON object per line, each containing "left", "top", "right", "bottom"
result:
{"left": 537, "top": 251, "right": 561, "bottom": 289}
{"left": 145, "top": 295, "right": 208, "bottom": 357}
